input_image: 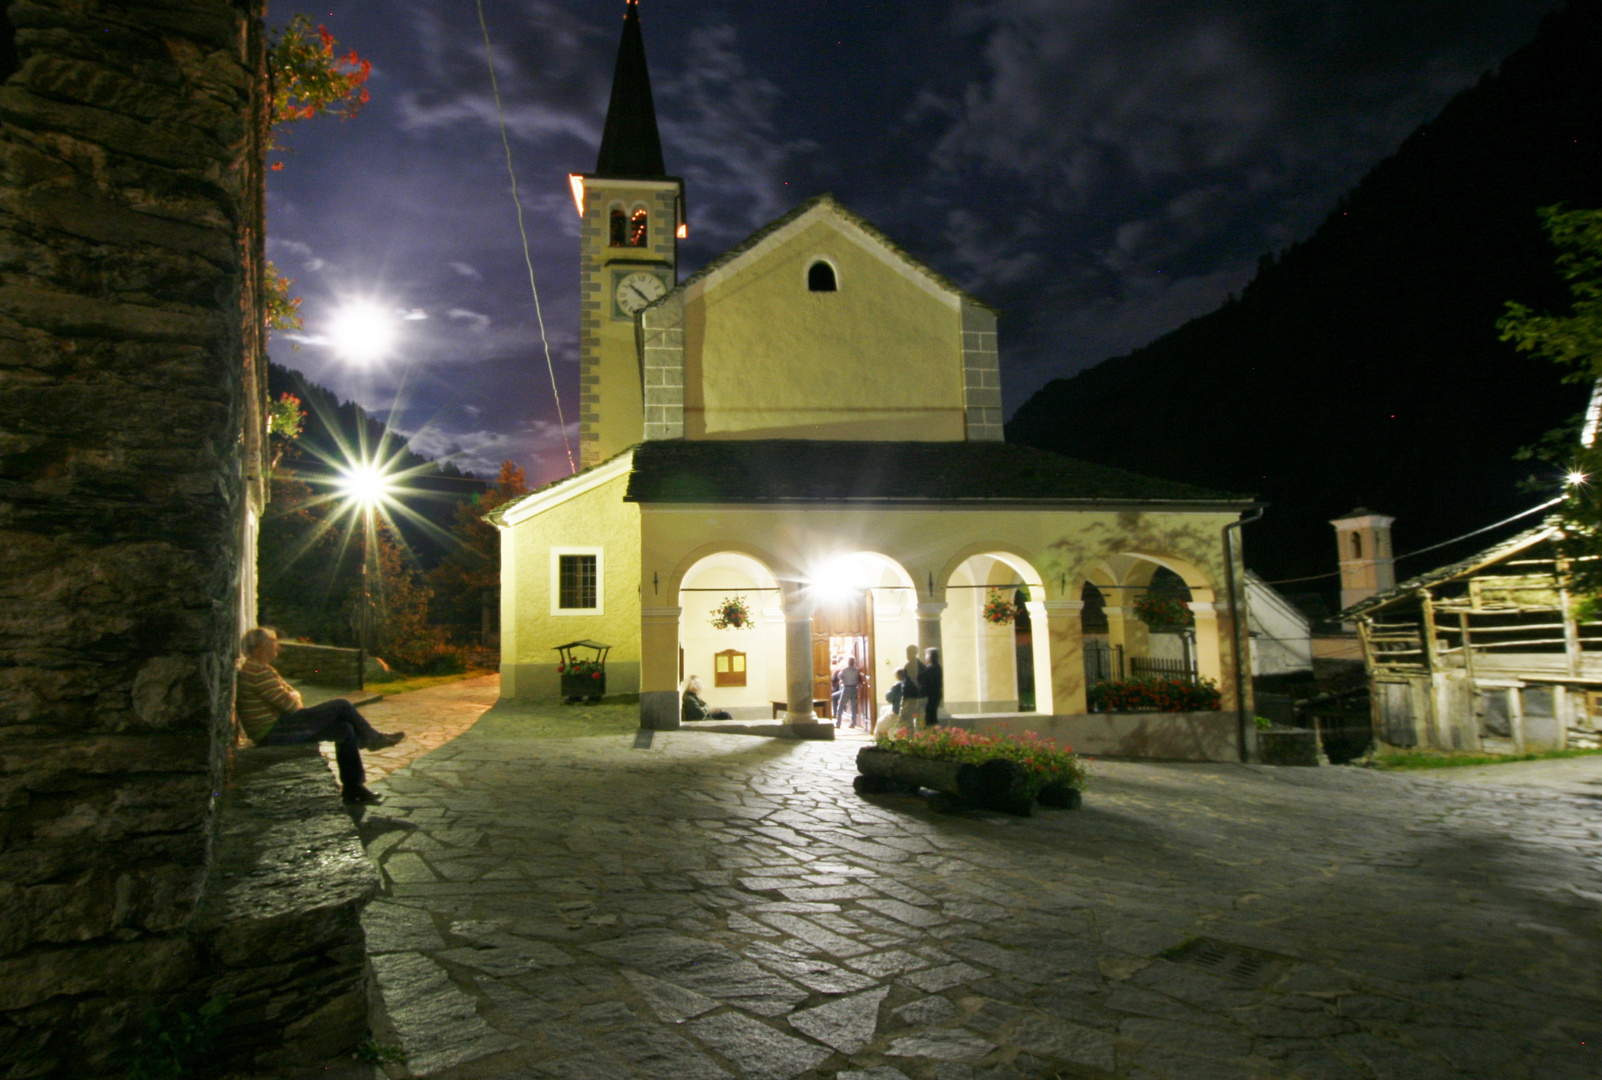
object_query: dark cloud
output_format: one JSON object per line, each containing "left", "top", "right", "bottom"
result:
{"left": 268, "top": 0, "right": 1560, "bottom": 479}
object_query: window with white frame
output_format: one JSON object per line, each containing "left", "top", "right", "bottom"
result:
{"left": 551, "top": 547, "right": 604, "bottom": 614}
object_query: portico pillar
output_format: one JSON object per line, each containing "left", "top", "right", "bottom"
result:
{"left": 640, "top": 606, "right": 682, "bottom": 730}
{"left": 916, "top": 602, "right": 947, "bottom": 722}
{"left": 785, "top": 608, "right": 816, "bottom": 722}
{"left": 916, "top": 602, "right": 946, "bottom": 656}
{"left": 1189, "top": 600, "right": 1223, "bottom": 686}
{"left": 1024, "top": 600, "right": 1054, "bottom": 714}
{"left": 1107, "top": 604, "right": 1147, "bottom": 667}
{"left": 1043, "top": 599, "right": 1087, "bottom": 716}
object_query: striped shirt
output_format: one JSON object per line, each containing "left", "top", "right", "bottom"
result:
{"left": 235, "top": 660, "right": 303, "bottom": 742}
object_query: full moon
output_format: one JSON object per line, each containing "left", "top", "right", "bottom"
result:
{"left": 327, "top": 301, "right": 397, "bottom": 364}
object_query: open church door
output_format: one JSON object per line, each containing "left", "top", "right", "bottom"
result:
{"left": 813, "top": 589, "right": 874, "bottom": 727}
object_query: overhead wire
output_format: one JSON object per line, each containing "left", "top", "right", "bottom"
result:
{"left": 475, "top": 0, "right": 577, "bottom": 475}
{"left": 1261, "top": 495, "right": 1565, "bottom": 587}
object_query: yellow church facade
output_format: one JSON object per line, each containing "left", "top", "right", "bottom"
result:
{"left": 492, "top": 1, "right": 1257, "bottom": 754}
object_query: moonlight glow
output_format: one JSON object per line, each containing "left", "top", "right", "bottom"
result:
{"left": 327, "top": 301, "right": 397, "bottom": 364}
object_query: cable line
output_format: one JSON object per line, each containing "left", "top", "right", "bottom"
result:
{"left": 475, "top": 0, "right": 576, "bottom": 475}
{"left": 1261, "top": 496, "right": 1565, "bottom": 587}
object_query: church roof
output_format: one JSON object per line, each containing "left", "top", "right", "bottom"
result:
{"left": 622, "top": 440, "right": 1248, "bottom": 506}
{"left": 657, "top": 194, "right": 1000, "bottom": 315}
{"left": 595, "top": 0, "right": 665, "bottom": 178}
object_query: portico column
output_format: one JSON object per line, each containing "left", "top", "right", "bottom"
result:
{"left": 916, "top": 602, "right": 946, "bottom": 656}
{"left": 1189, "top": 599, "right": 1223, "bottom": 686}
{"left": 1024, "top": 601, "right": 1054, "bottom": 714}
{"left": 785, "top": 606, "right": 816, "bottom": 722}
{"left": 640, "top": 606, "right": 682, "bottom": 730}
{"left": 916, "top": 602, "right": 947, "bottom": 721}
{"left": 1043, "top": 599, "right": 1086, "bottom": 716}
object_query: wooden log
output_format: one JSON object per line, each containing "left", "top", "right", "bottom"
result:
{"left": 856, "top": 747, "right": 975, "bottom": 797}
{"left": 856, "top": 748, "right": 1032, "bottom": 814}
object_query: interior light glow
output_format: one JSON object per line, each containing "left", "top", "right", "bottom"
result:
{"left": 327, "top": 301, "right": 397, "bottom": 364}
{"left": 812, "top": 555, "right": 870, "bottom": 602}
{"left": 569, "top": 174, "right": 586, "bottom": 217}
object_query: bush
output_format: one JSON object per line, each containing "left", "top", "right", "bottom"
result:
{"left": 1088, "top": 677, "right": 1221, "bottom": 712}
{"left": 877, "top": 726, "right": 1087, "bottom": 797}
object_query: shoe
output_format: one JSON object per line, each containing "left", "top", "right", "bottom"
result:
{"left": 364, "top": 730, "right": 405, "bottom": 750}
{"left": 342, "top": 786, "right": 384, "bottom": 805}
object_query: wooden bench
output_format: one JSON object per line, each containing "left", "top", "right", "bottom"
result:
{"left": 772, "top": 699, "right": 830, "bottom": 719}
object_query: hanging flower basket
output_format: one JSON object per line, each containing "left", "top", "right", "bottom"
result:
{"left": 710, "top": 595, "right": 753, "bottom": 630}
{"left": 1132, "top": 595, "right": 1193, "bottom": 631}
{"left": 982, "top": 589, "right": 1018, "bottom": 626}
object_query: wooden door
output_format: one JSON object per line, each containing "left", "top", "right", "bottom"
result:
{"left": 812, "top": 638, "right": 832, "bottom": 716}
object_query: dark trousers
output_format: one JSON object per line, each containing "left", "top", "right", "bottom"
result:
{"left": 925, "top": 695, "right": 942, "bottom": 726}
{"left": 259, "top": 698, "right": 379, "bottom": 790}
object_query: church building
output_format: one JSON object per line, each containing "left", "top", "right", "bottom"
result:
{"left": 491, "top": 0, "right": 1258, "bottom": 751}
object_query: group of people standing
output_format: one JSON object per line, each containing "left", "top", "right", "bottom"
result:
{"left": 878, "top": 645, "right": 943, "bottom": 735}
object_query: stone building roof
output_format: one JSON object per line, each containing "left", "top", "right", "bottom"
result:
{"left": 594, "top": 0, "right": 665, "bottom": 178}
{"left": 622, "top": 439, "right": 1249, "bottom": 506}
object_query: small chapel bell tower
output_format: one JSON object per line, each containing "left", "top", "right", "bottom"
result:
{"left": 1331, "top": 507, "right": 1396, "bottom": 612}
{"left": 568, "top": 0, "right": 685, "bottom": 467}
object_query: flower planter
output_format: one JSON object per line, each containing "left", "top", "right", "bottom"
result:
{"left": 561, "top": 671, "right": 606, "bottom": 702}
{"left": 855, "top": 747, "right": 1038, "bottom": 816}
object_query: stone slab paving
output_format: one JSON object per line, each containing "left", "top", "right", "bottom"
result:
{"left": 310, "top": 674, "right": 501, "bottom": 785}
{"left": 353, "top": 688, "right": 1601, "bottom": 1080}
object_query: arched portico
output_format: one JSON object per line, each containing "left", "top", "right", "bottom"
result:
{"left": 938, "top": 550, "right": 1059, "bottom": 717}
{"left": 1065, "top": 550, "right": 1238, "bottom": 712}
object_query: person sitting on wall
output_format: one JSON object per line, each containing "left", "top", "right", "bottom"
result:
{"left": 682, "top": 676, "right": 732, "bottom": 722}
{"left": 236, "top": 626, "right": 404, "bottom": 805}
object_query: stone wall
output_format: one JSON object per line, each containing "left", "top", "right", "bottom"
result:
{"left": 275, "top": 641, "right": 363, "bottom": 688}
{"left": 0, "top": 1, "right": 270, "bottom": 1074}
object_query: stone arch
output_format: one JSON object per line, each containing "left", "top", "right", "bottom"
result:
{"left": 935, "top": 542, "right": 1047, "bottom": 603}
{"left": 673, "top": 548, "right": 787, "bottom": 719}
{"left": 666, "top": 540, "right": 790, "bottom": 601}
{"left": 1068, "top": 550, "right": 1217, "bottom": 603}
{"left": 1067, "top": 550, "right": 1226, "bottom": 689}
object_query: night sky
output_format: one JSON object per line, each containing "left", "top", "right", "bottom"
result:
{"left": 268, "top": 0, "right": 1561, "bottom": 485}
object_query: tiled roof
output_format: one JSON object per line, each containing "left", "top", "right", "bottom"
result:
{"left": 623, "top": 439, "right": 1248, "bottom": 505}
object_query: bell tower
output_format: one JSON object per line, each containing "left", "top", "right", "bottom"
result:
{"left": 1331, "top": 507, "right": 1396, "bottom": 612}
{"left": 569, "top": 0, "right": 684, "bottom": 467}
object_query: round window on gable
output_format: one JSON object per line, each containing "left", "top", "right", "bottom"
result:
{"left": 807, "top": 260, "right": 837, "bottom": 292}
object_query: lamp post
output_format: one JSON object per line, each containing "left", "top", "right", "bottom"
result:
{"left": 337, "top": 460, "right": 394, "bottom": 690}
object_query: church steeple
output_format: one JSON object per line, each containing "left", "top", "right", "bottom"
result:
{"left": 596, "top": 0, "right": 665, "bottom": 177}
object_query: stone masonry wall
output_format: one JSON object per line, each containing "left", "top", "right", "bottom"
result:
{"left": 0, "top": 1, "right": 268, "bottom": 1074}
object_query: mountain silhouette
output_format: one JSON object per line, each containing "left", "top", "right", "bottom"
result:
{"left": 1006, "top": 0, "right": 1602, "bottom": 612}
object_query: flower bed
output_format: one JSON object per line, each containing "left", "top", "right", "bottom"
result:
{"left": 858, "top": 727, "right": 1087, "bottom": 813}
{"left": 1089, "top": 677, "right": 1220, "bottom": 713}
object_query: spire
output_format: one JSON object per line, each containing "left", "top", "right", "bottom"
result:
{"left": 595, "top": 0, "right": 666, "bottom": 177}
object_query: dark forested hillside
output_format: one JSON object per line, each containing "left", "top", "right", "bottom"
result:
{"left": 267, "top": 363, "right": 486, "bottom": 570}
{"left": 1006, "top": 0, "right": 1602, "bottom": 604}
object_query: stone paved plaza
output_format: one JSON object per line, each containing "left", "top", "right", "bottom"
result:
{"left": 351, "top": 683, "right": 1601, "bottom": 1080}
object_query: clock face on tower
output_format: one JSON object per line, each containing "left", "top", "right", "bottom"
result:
{"left": 613, "top": 270, "right": 668, "bottom": 316}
